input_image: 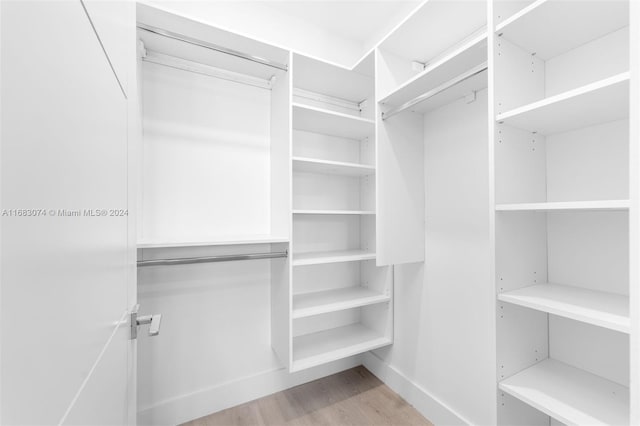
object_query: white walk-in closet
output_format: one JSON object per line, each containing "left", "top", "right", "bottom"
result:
{"left": 1, "top": 0, "right": 639, "bottom": 425}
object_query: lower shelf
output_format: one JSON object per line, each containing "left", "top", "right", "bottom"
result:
{"left": 293, "top": 287, "right": 390, "bottom": 319}
{"left": 291, "top": 323, "right": 391, "bottom": 372}
{"left": 499, "top": 359, "right": 629, "bottom": 425}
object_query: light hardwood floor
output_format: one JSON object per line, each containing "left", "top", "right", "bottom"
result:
{"left": 182, "top": 366, "right": 433, "bottom": 426}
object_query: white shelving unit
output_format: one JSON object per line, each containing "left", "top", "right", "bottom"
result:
{"left": 273, "top": 52, "right": 393, "bottom": 373}
{"left": 493, "top": 0, "right": 633, "bottom": 424}
{"left": 499, "top": 359, "right": 629, "bottom": 425}
{"left": 122, "top": 3, "right": 640, "bottom": 425}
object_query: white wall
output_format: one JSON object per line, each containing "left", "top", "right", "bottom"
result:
{"left": 365, "top": 90, "right": 494, "bottom": 425}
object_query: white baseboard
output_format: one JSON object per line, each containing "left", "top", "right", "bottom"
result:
{"left": 137, "top": 356, "right": 361, "bottom": 425}
{"left": 362, "top": 352, "right": 471, "bottom": 426}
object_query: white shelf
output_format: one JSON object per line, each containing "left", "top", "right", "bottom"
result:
{"left": 137, "top": 235, "right": 289, "bottom": 249}
{"left": 495, "top": 200, "right": 630, "bottom": 212}
{"left": 379, "top": 1, "right": 486, "bottom": 66}
{"left": 379, "top": 30, "right": 487, "bottom": 105}
{"left": 293, "top": 210, "right": 375, "bottom": 216}
{"left": 291, "top": 323, "right": 391, "bottom": 372}
{"left": 292, "top": 287, "right": 390, "bottom": 319}
{"left": 292, "top": 103, "right": 374, "bottom": 140}
{"left": 496, "top": 73, "right": 630, "bottom": 135}
{"left": 293, "top": 54, "right": 373, "bottom": 103}
{"left": 292, "top": 157, "right": 375, "bottom": 176}
{"left": 292, "top": 249, "right": 376, "bottom": 266}
{"left": 499, "top": 359, "right": 629, "bottom": 425}
{"left": 498, "top": 283, "right": 629, "bottom": 333}
{"left": 496, "top": 0, "right": 629, "bottom": 60}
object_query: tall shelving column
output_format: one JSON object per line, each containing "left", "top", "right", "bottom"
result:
{"left": 285, "top": 53, "right": 393, "bottom": 372}
{"left": 630, "top": 2, "right": 640, "bottom": 423}
{"left": 491, "top": 0, "right": 634, "bottom": 424}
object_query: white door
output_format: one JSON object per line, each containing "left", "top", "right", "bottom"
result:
{"left": 1, "top": 1, "right": 137, "bottom": 424}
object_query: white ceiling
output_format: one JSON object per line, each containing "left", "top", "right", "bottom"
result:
{"left": 262, "top": 1, "right": 421, "bottom": 46}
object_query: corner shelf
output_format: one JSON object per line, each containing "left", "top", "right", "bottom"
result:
{"left": 498, "top": 283, "right": 629, "bottom": 333}
{"left": 293, "top": 210, "right": 375, "bottom": 215}
{"left": 292, "top": 102, "right": 374, "bottom": 140}
{"left": 291, "top": 323, "right": 391, "bottom": 372}
{"left": 499, "top": 359, "right": 629, "bottom": 425}
{"left": 496, "top": 73, "right": 630, "bottom": 135}
{"left": 495, "top": 200, "right": 630, "bottom": 212}
{"left": 292, "top": 249, "right": 376, "bottom": 266}
{"left": 292, "top": 157, "right": 375, "bottom": 176}
{"left": 496, "top": 0, "right": 629, "bottom": 60}
{"left": 378, "top": 30, "right": 487, "bottom": 106}
{"left": 137, "top": 235, "right": 289, "bottom": 249}
{"left": 292, "top": 287, "right": 390, "bottom": 319}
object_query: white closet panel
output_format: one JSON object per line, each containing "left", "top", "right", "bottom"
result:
{"left": 493, "top": 0, "right": 633, "bottom": 423}
{"left": 141, "top": 61, "right": 271, "bottom": 240}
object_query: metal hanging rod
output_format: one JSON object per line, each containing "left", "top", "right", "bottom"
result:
{"left": 382, "top": 62, "right": 488, "bottom": 120}
{"left": 142, "top": 50, "right": 274, "bottom": 90}
{"left": 137, "top": 23, "right": 288, "bottom": 72}
{"left": 137, "top": 250, "right": 288, "bottom": 267}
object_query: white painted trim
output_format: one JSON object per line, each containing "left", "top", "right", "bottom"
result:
{"left": 137, "top": 356, "right": 361, "bottom": 426}
{"left": 362, "top": 352, "right": 471, "bottom": 426}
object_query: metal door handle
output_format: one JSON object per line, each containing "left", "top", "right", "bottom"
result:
{"left": 130, "top": 304, "right": 162, "bottom": 339}
{"left": 137, "top": 314, "right": 162, "bottom": 336}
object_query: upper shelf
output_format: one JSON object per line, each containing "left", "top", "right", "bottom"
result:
{"left": 292, "top": 249, "right": 376, "bottom": 266}
{"left": 379, "top": 0, "right": 486, "bottom": 64}
{"left": 495, "top": 200, "right": 630, "bottom": 212}
{"left": 138, "top": 235, "right": 289, "bottom": 249}
{"left": 137, "top": 3, "right": 289, "bottom": 81}
{"left": 498, "top": 283, "right": 630, "bottom": 333}
{"left": 499, "top": 359, "right": 629, "bottom": 425}
{"left": 293, "top": 53, "right": 373, "bottom": 104}
{"left": 379, "top": 31, "right": 487, "bottom": 106}
{"left": 496, "top": 0, "right": 629, "bottom": 60}
{"left": 292, "top": 157, "right": 374, "bottom": 176}
{"left": 496, "top": 73, "right": 630, "bottom": 135}
{"left": 292, "top": 103, "right": 374, "bottom": 140}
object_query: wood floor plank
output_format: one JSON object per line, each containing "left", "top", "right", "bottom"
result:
{"left": 183, "top": 366, "right": 433, "bottom": 426}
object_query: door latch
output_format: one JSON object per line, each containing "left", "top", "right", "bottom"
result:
{"left": 130, "top": 304, "right": 162, "bottom": 339}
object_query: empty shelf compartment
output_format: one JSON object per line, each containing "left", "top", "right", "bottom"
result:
{"left": 499, "top": 359, "right": 629, "bottom": 425}
{"left": 293, "top": 287, "right": 390, "bottom": 319}
{"left": 291, "top": 323, "right": 391, "bottom": 372}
